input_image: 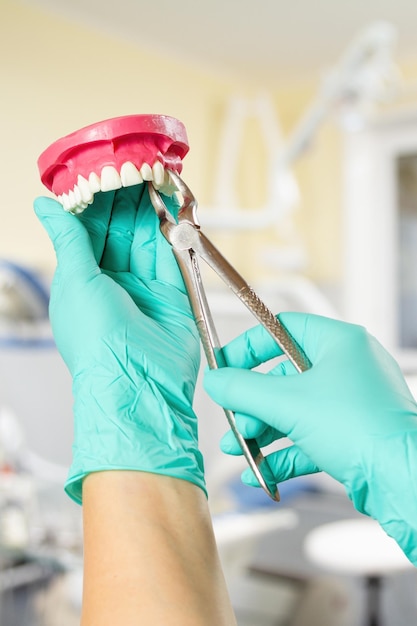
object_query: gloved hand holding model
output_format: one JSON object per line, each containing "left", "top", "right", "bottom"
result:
{"left": 204, "top": 312, "right": 417, "bottom": 565}
{"left": 34, "top": 187, "right": 238, "bottom": 626}
{"left": 34, "top": 186, "right": 205, "bottom": 504}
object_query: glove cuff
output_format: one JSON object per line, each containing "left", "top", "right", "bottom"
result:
{"left": 65, "top": 375, "right": 206, "bottom": 504}
{"left": 344, "top": 431, "right": 417, "bottom": 566}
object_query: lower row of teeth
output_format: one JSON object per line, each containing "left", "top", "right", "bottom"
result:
{"left": 57, "top": 160, "right": 170, "bottom": 214}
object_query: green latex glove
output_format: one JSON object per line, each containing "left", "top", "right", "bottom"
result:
{"left": 34, "top": 185, "right": 205, "bottom": 504}
{"left": 204, "top": 312, "right": 417, "bottom": 565}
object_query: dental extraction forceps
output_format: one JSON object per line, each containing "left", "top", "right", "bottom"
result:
{"left": 148, "top": 171, "right": 312, "bottom": 501}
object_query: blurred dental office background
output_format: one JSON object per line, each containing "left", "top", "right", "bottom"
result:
{"left": 1, "top": 0, "right": 417, "bottom": 624}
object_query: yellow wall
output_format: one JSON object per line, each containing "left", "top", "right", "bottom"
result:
{"left": 2, "top": 1, "right": 416, "bottom": 294}
{"left": 0, "top": 1, "right": 242, "bottom": 270}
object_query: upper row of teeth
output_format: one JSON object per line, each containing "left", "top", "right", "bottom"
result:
{"left": 57, "top": 160, "right": 170, "bottom": 214}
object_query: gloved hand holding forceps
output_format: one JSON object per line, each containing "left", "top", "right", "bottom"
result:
{"left": 204, "top": 312, "right": 417, "bottom": 566}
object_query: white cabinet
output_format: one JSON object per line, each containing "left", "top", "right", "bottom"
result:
{"left": 343, "top": 110, "right": 417, "bottom": 372}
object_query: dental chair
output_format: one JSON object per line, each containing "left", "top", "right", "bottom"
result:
{"left": 0, "top": 259, "right": 82, "bottom": 624}
{"left": 303, "top": 517, "right": 415, "bottom": 626}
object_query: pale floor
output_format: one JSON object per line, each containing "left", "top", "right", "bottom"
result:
{"left": 1, "top": 565, "right": 416, "bottom": 626}
{"left": 7, "top": 567, "right": 415, "bottom": 626}
{"left": 1, "top": 492, "right": 416, "bottom": 625}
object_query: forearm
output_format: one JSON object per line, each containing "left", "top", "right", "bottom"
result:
{"left": 81, "top": 471, "right": 237, "bottom": 626}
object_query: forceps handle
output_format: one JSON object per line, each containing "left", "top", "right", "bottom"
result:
{"left": 173, "top": 248, "right": 280, "bottom": 502}
{"left": 237, "top": 285, "right": 311, "bottom": 372}
{"left": 194, "top": 231, "right": 312, "bottom": 373}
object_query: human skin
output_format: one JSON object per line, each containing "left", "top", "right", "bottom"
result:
{"left": 81, "top": 471, "right": 237, "bottom": 626}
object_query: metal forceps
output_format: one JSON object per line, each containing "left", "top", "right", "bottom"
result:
{"left": 148, "top": 171, "right": 312, "bottom": 501}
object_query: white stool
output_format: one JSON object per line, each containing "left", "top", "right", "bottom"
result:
{"left": 304, "top": 518, "right": 414, "bottom": 626}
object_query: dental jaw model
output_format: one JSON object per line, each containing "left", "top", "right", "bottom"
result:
{"left": 37, "top": 114, "right": 189, "bottom": 214}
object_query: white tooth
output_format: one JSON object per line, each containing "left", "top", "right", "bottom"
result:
{"left": 120, "top": 161, "right": 143, "bottom": 187}
{"left": 68, "top": 190, "right": 77, "bottom": 208}
{"left": 88, "top": 172, "right": 101, "bottom": 193}
{"left": 140, "top": 163, "right": 153, "bottom": 181}
{"left": 73, "top": 184, "right": 82, "bottom": 205}
{"left": 100, "top": 165, "right": 122, "bottom": 192}
{"left": 77, "top": 175, "right": 94, "bottom": 203}
{"left": 152, "top": 161, "right": 165, "bottom": 187}
{"left": 71, "top": 205, "right": 86, "bottom": 215}
{"left": 68, "top": 190, "right": 85, "bottom": 215}
{"left": 61, "top": 193, "right": 71, "bottom": 211}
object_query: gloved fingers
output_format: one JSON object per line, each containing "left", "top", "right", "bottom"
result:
{"left": 78, "top": 190, "right": 115, "bottom": 264}
{"left": 272, "top": 358, "right": 300, "bottom": 377}
{"left": 278, "top": 312, "right": 358, "bottom": 363}
{"left": 100, "top": 185, "right": 143, "bottom": 272}
{"left": 234, "top": 412, "right": 283, "bottom": 439}
{"left": 221, "top": 312, "right": 344, "bottom": 371}
{"left": 220, "top": 419, "right": 284, "bottom": 455}
{"left": 222, "top": 322, "right": 284, "bottom": 369}
{"left": 219, "top": 312, "right": 313, "bottom": 370}
{"left": 103, "top": 270, "right": 194, "bottom": 330}
{"left": 34, "top": 196, "right": 99, "bottom": 281}
{"left": 131, "top": 187, "right": 186, "bottom": 292}
{"left": 204, "top": 366, "right": 314, "bottom": 434}
{"left": 241, "top": 444, "right": 320, "bottom": 487}
{"left": 130, "top": 184, "right": 159, "bottom": 281}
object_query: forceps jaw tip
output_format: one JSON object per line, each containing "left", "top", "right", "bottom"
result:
{"left": 148, "top": 176, "right": 199, "bottom": 228}
{"left": 147, "top": 181, "right": 178, "bottom": 228}
{"left": 257, "top": 471, "right": 280, "bottom": 502}
{"left": 269, "top": 489, "right": 280, "bottom": 502}
{"left": 262, "top": 481, "right": 280, "bottom": 502}
{"left": 147, "top": 182, "right": 165, "bottom": 217}
{"left": 255, "top": 474, "right": 279, "bottom": 502}
{"left": 166, "top": 170, "right": 199, "bottom": 226}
